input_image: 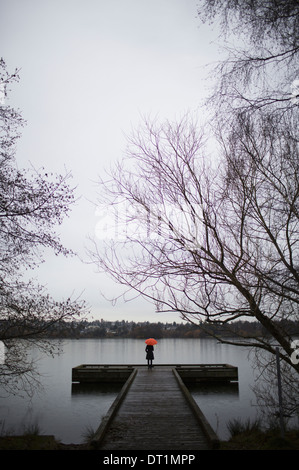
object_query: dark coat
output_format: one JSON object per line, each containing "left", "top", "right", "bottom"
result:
{"left": 145, "top": 345, "right": 154, "bottom": 360}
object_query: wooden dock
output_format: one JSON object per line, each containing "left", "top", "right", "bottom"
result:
{"left": 72, "top": 363, "right": 238, "bottom": 384}
{"left": 72, "top": 364, "right": 238, "bottom": 450}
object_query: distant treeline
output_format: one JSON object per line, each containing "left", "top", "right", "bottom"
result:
{"left": 28, "top": 318, "right": 299, "bottom": 340}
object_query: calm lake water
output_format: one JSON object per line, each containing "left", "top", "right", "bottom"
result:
{"left": 0, "top": 338, "right": 259, "bottom": 443}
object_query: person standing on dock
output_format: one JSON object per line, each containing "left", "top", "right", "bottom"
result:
{"left": 145, "top": 344, "right": 154, "bottom": 368}
{"left": 145, "top": 338, "right": 157, "bottom": 368}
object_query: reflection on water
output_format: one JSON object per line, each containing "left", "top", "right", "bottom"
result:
{"left": 188, "top": 382, "right": 243, "bottom": 440}
{"left": 71, "top": 382, "right": 122, "bottom": 396}
{"left": 0, "top": 338, "right": 258, "bottom": 443}
{"left": 188, "top": 382, "right": 239, "bottom": 397}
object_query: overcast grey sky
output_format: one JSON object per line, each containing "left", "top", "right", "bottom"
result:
{"left": 0, "top": 0, "right": 220, "bottom": 323}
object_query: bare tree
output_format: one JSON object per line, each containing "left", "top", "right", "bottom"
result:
{"left": 91, "top": 110, "right": 299, "bottom": 374}
{"left": 192, "top": 0, "right": 299, "bottom": 423}
{"left": 0, "top": 59, "right": 86, "bottom": 394}
{"left": 196, "top": 0, "right": 299, "bottom": 117}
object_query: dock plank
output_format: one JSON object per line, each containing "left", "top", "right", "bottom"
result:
{"left": 97, "top": 367, "right": 213, "bottom": 450}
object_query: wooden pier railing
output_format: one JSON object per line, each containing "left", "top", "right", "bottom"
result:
{"left": 72, "top": 363, "right": 238, "bottom": 384}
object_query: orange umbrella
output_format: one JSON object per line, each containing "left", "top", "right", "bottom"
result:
{"left": 145, "top": 338, "right": 157, "bottom": 345}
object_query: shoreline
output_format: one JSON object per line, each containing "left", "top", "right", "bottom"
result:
{"left": 1, "top": 429, "right": 298, "bottom": 451}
